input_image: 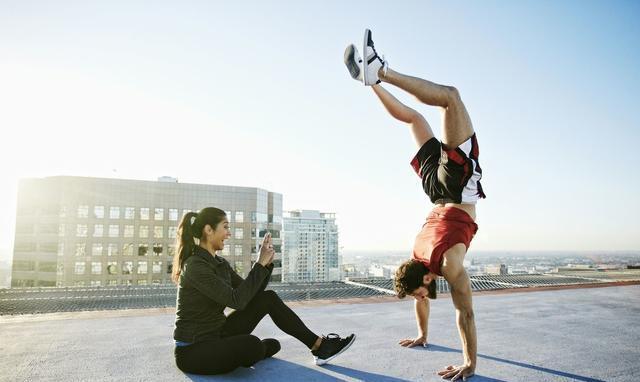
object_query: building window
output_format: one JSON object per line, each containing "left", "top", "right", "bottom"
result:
{"left": 108, "top": 225, "right": 119, "bottom": 238}
{"left": 235, "top": 211, "right": 244, "bottom": 223}
{"left": 167, "top": 245, "right": 175, "bottom": 257}
{"left": 91, "top": 262, "right": 102, "bottom": 275}
{"left": 137, "top": 279, "right": 148, "bottom": 285}
{"left": 168, "top": 226, "right": 177, "bottom": 239}
{"left": 92, "top": 243, "right": 103, "bottom": 256}
{"left": 138, "top": 244, "right": 148, "bottom": 256}
{"left": 107, "top": 243, "right": 118, "bottom": 256}
{"left": 154, "top": 208, "right": 164, "bottom": 221}
{"left": 90, "top": 280, "right": 101, "bottom": 286}
{"left": 235, "top": 228, "right": 243, "bottom": 240}
{"left": 39, "top": 224, "right": 57, "bottom": 235}
{"left": 222, "top": 245, "right": 230, "bottom": 256}
{"left": 76, "top": 224, "right": 88, "bottom": 237}
{"left": 140, "top": 208, "right": 150, "bottom": 220}
{"left": 107, "top": 279, "right": 117, "bottom": 286}
{"left": 153, "top": 243, "right": 163, "bottom": 256}
{"left": 169, "top": 209, "right": 178, "bottom": 221}
{"left": 14, "top": 243, "right": 35, "bottom": 252}
{"left": 93, "top": 224, "right": 104, "bottom": 237}
{"left": 123, "top": 243, "right": 134, "bottom": 256}
{"left": 124, "top": 225, "right": 134, "bottom": 238}
{"left": 256, "top": 212, "right": 268, "bottom": 223}
{"left": 125, "top": 207, "right": 135, "bottom": 220}
{"left": 153, "top": 226, "right": 163, "bottom": 239}
{"left": 152, "top": 261, "right": 162, "bottom": 274}
{"left": 77, "top": 205, "right": 89, "bottom": 218}
{"left": 74, "top": 262, "right": 85, "bottom": 275}
{"left": 38, "top": 262, "right": 57, "bottom": 272}
{"left": 94, "top": 206, "right": 104, "bottom": 219}
{"left": 139, "top": 225, "right": 149, "bottom": 238}
{"left": 122, "top": 261, "right": 133, "bottom": 274}
{"left": 167, "top": 263, "right": 173, "bottom": 274}
{"left": 234, "top": 261, "right": 244, "bottom": 274}
{"left": 137, "top": 261, "right": 148, "bottom": 274}
{"left": 109, "top": 206, "right": 120, "bottom": 219}
{"left": 75, "top": 243, "right": 86, "bottom": 256}
{"left": 13, "top": 260, "right": 35, "bottom": 271}
{"left": 235, "top": 245, "right": 243, "bottom": 256}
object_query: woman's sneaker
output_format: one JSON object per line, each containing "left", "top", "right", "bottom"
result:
{"left": 312, "top": 333, "right": 356, "bottom": 365}
{"left": 362, "top": 28, "right": 387, "bottom": 86}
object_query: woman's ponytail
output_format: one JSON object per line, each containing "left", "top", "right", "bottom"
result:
{"left": 172, "top": 211, "right": 199, "bottom": 283}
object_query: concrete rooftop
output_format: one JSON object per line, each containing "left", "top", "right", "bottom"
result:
{"left": 1, "top": 285, "right": 638, "bottom": 382}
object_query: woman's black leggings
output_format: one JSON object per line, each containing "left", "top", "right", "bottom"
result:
{"left": 174, "top": 290, "right": 319, "bottom": 375}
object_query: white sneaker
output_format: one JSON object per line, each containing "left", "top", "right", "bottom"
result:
{"left": 362, "top": 28, "right": 387, "bottom": 86}
{"left": 343, "top": 44, "right": 363, "bottom": 82}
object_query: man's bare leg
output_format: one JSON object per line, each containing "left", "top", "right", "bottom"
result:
{"left": 380, "top": 68, "right": 474, "bottom": 150}
{"left": 371, "top": 84, "right": 434, "bottom": 148}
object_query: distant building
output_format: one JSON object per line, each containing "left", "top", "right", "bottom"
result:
{"left": 485, "top": 264, "right": 508, "bottom": 275}
{"left": 554, "top": 264, "right": 595, "bottom": 272}
{"left": 368, "top": 263, "right": 397, "bottom": 279}
{"left": 11, "top": 176, "right": 283, "bottom": 287}
{"left": 342, "top": 263, "right": 359, "bottom": 279}
{"left": 282, "top": 210, "right": 339, "bottom": 282}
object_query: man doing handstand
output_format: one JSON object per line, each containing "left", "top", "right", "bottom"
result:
{"left": 344, "top": 29, "right": 486, "bottom": 381}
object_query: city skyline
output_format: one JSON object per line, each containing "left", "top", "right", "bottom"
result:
{"left": 1, "top": 1, "right": 639, "bottom": 264}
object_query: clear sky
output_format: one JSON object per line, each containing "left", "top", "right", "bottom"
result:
{"left": 0, "top": 0, "right": 639, "bottom": 263}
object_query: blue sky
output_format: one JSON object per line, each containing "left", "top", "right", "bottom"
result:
{"left": 0, "top": 0, "right": 639, "bottom": 262}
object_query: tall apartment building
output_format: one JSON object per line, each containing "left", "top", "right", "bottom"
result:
{"left": 11, "top": 176, "right": 283, "bottom": 287}
{"left": 282, "top": 210, "right": 339, "bottom": 282}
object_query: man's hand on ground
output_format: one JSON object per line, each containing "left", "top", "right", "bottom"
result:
{"left": 398, "top": 335, "right": 427, "bottom": 348}
{"left": 438, "top": 364, "right": 475, "bottom": 381}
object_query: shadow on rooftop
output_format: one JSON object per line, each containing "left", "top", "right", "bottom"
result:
{"left": 424, "top": 344, "right": 606, "bottom": 382}
{"left": 182, "top": 358, "right": 422, "bottom": 381}
{"left": 181, "top": 356, "right": 509, "bottom": 382}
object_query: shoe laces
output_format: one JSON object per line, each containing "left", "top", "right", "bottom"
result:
{"left": 370, "top": 42, "right": 388, "bottom": 75}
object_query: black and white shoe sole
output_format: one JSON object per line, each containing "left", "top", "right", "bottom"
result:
{"left": 362, "top": 29, "right": 373, "bottom": 85}
{"left": 314, "top": 334, "right": 357, "bottom": 366}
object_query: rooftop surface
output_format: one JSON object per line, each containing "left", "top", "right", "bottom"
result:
{"left": 1, "top": 284, "right": 638, "bottom": 382}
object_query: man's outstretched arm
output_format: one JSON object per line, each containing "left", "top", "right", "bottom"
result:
{"left": 440, "top": 248, "right": 477, "bottom": 381}
{"left": 399, "top": 298, "right": 430, "bottom": 347}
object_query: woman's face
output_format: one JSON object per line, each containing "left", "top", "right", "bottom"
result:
{"left": 204, "top": 217, "right": 231, "bottom": 251}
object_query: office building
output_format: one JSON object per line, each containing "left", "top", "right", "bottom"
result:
{"left": 282, "top": 210, "right": 339, "bottom": 282}
{"left": 11, "top": 176, "right": 282, "bottom": 287}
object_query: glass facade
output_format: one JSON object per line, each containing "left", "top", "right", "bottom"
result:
{"left": 11, "top": 176, "right": 283, "bottom": 286}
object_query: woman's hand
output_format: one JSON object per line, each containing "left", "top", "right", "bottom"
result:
{"left": 258, "top": 232, "right": 275, "bottom": 267}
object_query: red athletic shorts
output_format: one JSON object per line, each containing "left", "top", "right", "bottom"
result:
{"left": 412, "top": 206, "right": 478, "bottom": 276}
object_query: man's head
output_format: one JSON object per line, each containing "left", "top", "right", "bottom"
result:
{"left": 394, "top": 260, "right": 437, "bottom": 300}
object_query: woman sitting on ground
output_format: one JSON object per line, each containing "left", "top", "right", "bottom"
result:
{"left": 172, "top": 207, "right": 355, "bottom": 375}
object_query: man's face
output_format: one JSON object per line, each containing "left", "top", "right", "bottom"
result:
{"left": 410, "top": 273, "right": 437, "bottom": 301}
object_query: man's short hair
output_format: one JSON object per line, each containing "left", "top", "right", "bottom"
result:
{"left": 394, "top": 260, "right": 437, "bottom": 299}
